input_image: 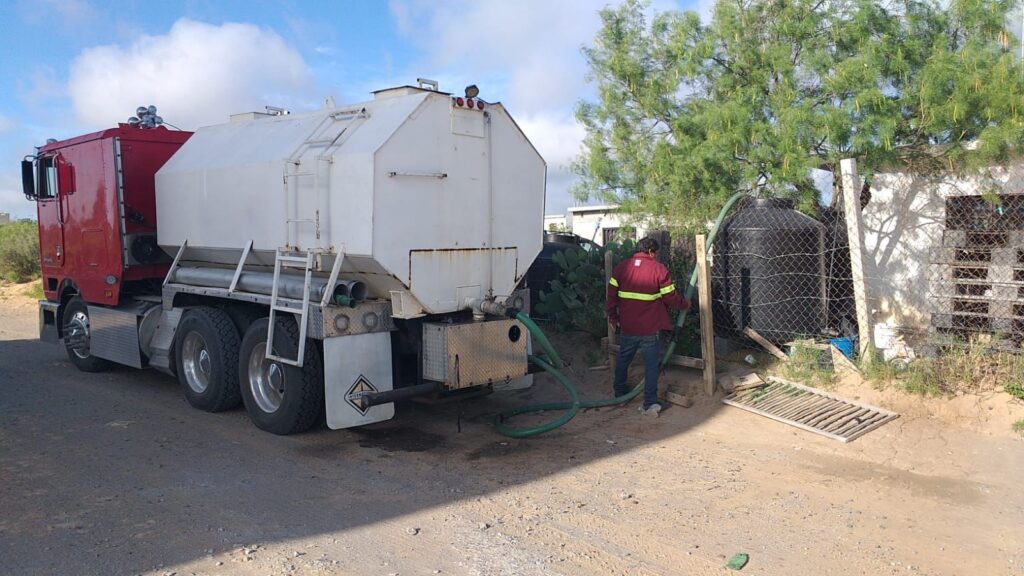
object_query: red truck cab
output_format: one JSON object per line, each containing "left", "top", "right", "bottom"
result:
{"left": 24, "top": 125, "right": 192, "bottom": 308}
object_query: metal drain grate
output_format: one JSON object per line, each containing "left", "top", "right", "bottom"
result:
{"left": 722, "top": 377, "right": 899, "bottom": 442}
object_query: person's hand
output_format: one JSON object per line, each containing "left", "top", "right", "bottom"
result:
{"left": 609, "top": 318, "right": 620, "bottom": 331}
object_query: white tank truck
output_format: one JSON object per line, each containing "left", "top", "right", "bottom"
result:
{"left": 37, "top": 80, "right": 545, "bottom": 435}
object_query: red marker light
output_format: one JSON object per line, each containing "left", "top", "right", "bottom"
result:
{"left": 455, "top": 97, "right": 465, "bottom": 107}
{"left": 477, "top": 100, "right": 485, "bottom": 110}
{"left": 466, "top": 98, "right": 474, "bottom": 108}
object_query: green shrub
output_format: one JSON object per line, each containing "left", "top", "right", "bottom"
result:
{"left": 534, "top": 238, "right": 702, "bottom": 356}
{"left": 0, "top": 220, "right": 40, "bottom": 282}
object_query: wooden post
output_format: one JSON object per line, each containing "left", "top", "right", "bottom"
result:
{"left": 696, "top": 234, "right": 716, "bottom": 395}
{"left": 604, "top": 250, "right": 616, "bottom": 363}
{"left": 840, "top": 158, "right": 873, "bottom": 362}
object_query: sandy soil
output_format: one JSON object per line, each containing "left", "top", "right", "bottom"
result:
{"left": 0, "top": 290, "right": 1021, "bottom": 576}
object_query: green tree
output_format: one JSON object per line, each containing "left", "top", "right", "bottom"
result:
{"left": 574, "top": 0, "right": 1024, "bottom": 226}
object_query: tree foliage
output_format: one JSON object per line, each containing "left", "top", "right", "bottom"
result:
{"left": 574, "top": 0, "right": 1024, "bottom": 226}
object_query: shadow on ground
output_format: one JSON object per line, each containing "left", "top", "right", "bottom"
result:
{"left": 0, "top": 332, "right": 726, "bottom": 574}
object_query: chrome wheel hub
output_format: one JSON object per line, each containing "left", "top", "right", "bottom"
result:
{"left": 248, "top": 344, "right": 284, "bottom": 413}
{"left": 67, "top": 311, "right": 91, "bottom": 359}
{"left": 181, "top": 332, "right": 212, "bottom": 394}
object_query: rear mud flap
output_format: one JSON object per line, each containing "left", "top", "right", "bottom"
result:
{"left": 324, "top": 332, "right": 395, "bottom": 429}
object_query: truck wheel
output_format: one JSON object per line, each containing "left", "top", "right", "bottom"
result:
{"left": 175, "top": 307, "right": 242, "bottom": 412}
{"left": 62, "top": 297, "right": 112, "bottom": 373}
{"left": 238, "top": 317, "right": 324, "bottom": 435}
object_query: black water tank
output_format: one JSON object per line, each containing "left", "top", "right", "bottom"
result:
{"left": 712, "top": 198, "right": 827, "bottom": 343}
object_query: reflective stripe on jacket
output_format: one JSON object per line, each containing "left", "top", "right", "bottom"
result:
{"left": 606, "top": 252, "right": 688, "bottom": 335}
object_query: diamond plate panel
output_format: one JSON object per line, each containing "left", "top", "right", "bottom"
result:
{"left": 88, "top": 305, "right": 144, "bottom": 368}
{"left": 422, "top": 319, "right": 529, "bottom": 389}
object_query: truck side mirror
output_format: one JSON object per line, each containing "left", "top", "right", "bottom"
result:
{"left": 21, "top": 160, "right": 35, "bottom": 200}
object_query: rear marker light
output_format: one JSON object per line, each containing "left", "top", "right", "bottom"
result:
{"left": 455, "top": 97, "right": 465, "bottom": 107}
{"left": 466, "top": 98, "right": 474, "bottom": 108}
{"left": 477, "top": 100, "right": 485, "bottom": 110}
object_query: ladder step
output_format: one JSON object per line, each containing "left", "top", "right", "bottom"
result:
{"left": 277, "top": 255, "right": 311, "bottom": 263}
{"left": 272, "top": 304, "right": 305, "bottom": 313}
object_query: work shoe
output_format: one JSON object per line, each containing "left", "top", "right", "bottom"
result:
{"left": 639, "top": 403, "right": 662, "bottom": 418}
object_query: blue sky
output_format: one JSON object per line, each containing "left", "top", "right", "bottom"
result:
{"left": 0, "top": 0, "right": 706, "bottom": 221}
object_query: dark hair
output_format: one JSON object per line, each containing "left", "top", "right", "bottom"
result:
{"left": 637, "top": 236, "right": 659, "bottom": 253}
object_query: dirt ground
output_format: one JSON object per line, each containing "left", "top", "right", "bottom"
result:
{"left": 1, "top": 286, "right": 1022, "bottom": 576}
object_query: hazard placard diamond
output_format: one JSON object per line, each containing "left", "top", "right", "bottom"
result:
{"left": 345, "top": 375, "right": 377, "bottom": 415}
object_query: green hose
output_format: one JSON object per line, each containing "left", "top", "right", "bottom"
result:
{"left": 661, "top": 191, "right": 748, "bottom": 365}
{"left": 495, "top": 192, "right": 748, "bottom": 438}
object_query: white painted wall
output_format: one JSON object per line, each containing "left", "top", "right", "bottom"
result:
{"left": 543, "top": 213, "right": 567, "bottom": 232}
{"left": 861, "top": 163, "right": 1024, "bottom": 331}
{"left": 568, "top": 205, "right": 655, "bottom": 245}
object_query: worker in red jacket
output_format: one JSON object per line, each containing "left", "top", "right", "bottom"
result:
{"left": 606, "top": 236, "right": 689, "bottom": 417}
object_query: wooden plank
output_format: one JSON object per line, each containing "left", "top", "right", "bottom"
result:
{"left": 830, "top": 345, "right": 860, "bottom": 374}
{"left": 743, "top": 327, "right": 789, "bottom": 361}
{"left": 665, "top": 389, "right": 693, "bottom": 408}
{"left": 696, "top": 234, "right": 717, "bottom": 395}
{"left": 608, "top": 344, "right": 704, "bottom": 369}
{"left": 605, "top": 250, "right": 616, "bottom": 360}
{"left": 840, "top": 158, "right": 874, "bottom": 363}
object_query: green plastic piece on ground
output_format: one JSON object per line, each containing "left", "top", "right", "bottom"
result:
{"left": 726, "top": 553, "right": 749, "bottom": 570}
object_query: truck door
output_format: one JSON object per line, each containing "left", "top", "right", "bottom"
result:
{"left": 35, "top": 154, "right": 65, "bottom": 268}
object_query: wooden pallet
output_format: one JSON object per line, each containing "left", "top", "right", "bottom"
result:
{"left": 722, "top": 377, "right": 899, "bottom": 443}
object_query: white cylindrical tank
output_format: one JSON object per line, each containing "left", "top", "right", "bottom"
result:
{"left": 156, "top": 86, "right": 546, "bottom": 316}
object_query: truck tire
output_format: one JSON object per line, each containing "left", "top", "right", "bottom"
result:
{"left": 62, "top": 297, "right": 112, "bottom": 373}
{"left": 174, "top": 307, "right": 242, "bottom": 412}
{"left": 238, "top": 316, "right": 324, "bottom": 435}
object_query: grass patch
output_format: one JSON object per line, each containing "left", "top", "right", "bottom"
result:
{"left": 776, "top": 343, "right": 835, "bottom": 389}
{"left": 22, "top": 280, "right": 44, "bottom": 301}
{"left": 1014, "top": 419, "right": 1024, "bottom": 437}
{"left": 865, "top": 337, "right": 1024, "bottom": 398}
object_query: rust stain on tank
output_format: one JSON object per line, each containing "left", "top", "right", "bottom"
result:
{"left": 408, "top": 247, "right": 517, "bottom": 281}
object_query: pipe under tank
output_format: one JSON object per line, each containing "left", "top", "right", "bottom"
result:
{"left": 171, "top": 266, "right": 367, "bottom": 302}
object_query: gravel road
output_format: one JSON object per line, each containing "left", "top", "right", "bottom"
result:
{"left": 0, "top": 295, "right": 1021, "bottom": 576}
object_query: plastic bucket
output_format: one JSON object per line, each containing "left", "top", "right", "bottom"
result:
{"left": 830, "top": 337, "right": 856, "bottom": 360}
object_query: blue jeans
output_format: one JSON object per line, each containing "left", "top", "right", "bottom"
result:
{"left": 613, "top": 333, "right": 661, "bottom": 408}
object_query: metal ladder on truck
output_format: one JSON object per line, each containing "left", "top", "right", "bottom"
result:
{"left": 272, "top": 107, "right": 367, "bottom": 366}
{"left": 282, "top": 107, "right": 369, "bottom": 250}
{"left": 265, "top": 245, "right": 347, "bottom": 367}
{"left": 266, "top": 249, "right": 314, "bottom": 367}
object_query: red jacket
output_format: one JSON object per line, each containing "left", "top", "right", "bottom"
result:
{"left": 606, "top": 252, "right": 689, "bottom": 335}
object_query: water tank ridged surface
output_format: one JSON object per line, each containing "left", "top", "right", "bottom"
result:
{"left": 712, "top": 198, "right": 826, "bottom": 343}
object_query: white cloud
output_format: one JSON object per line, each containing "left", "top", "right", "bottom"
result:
{"left": 67, "top": 19, "right": 312, "bottom": 130}
{"left": 0, "top": 171, "right": 35, "bottom": 220}
{"left": 388, "top": 0, "right": 604, "bottom": 114}
{"left": 517, "top": 112, "right": 586, "bottom": 171}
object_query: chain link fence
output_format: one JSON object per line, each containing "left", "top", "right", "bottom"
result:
{"left": 707, "top": 187, "right": 1024, "bottom": 361}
